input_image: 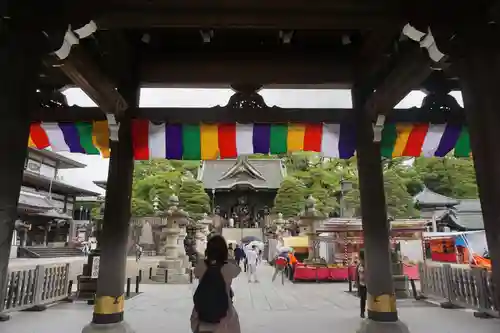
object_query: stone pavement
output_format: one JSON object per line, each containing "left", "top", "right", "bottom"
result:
{"left": 2, "top": 264, "right": 499, "bottom": 333}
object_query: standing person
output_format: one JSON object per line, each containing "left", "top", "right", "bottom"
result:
{"left": 356, "top": 251, "right": 367, "bottom": 318}
{"left": 227, "top": 243, "right": 235, "bottom": 262}
{"left": 246, "top": 245, "right": 259, "bottom": 283}
{"left": 191, "top": 235, "right": 241, "bottom": 333}
{"left": 135, "top": 244, "right": 143, "bottom": 262}
{"left": 234, "top": 244, "right": 245, "bottom": 267}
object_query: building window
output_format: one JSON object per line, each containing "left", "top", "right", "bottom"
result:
{"left": 40, "top": 164, "right": 56, "bottom": 179}
{"left": 26, "top": 159, "right": 41, "bottom": 174}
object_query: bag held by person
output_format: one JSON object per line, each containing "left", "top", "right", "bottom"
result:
{"left": 193, "top": 263, "right": 229, "bottom": 323}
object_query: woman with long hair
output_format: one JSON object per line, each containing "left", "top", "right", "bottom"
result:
{"left": 191, "top": 235, "right": 241, "bottom": 333}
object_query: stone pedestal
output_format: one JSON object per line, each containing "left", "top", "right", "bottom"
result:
{"left": 153, "top": 196, "right": 190, "bottom": 284}
{"left": 177, "top": 226, "right": 190, "bottom": 268}
{"left": 299, "top": 196, "right": 323, "bottom": 264}
{"left": 357, "top": 319, "right": 409, "bottom": 333}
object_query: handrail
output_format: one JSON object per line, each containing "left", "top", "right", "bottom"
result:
{"left": 1, "top": 263, "right": 70, "bottom": 315}
{"left": 419, "top": 262, "right": 499, "bottom": 318}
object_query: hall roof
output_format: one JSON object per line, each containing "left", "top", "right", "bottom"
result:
{"left": 413, "top": 187, "right": 459, "bottom": 208}
{"left": 28, "top": 148, "right": 86, "bottom": 169}
{"left": 198, "top": 158, "right": 285, "bottom": 190}
{"left": 442, "top": 199, "right": 483, "bottom": 231}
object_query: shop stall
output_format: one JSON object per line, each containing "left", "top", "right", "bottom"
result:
{"left": 290, "top": 218, "right": 427, "bottom": 282}
{"left": 423, "top": 231, "right": 490, "bottom": 270}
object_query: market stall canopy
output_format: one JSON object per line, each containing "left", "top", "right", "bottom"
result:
{"left": 283, "top": 236, "right": 308, "bottom": 248}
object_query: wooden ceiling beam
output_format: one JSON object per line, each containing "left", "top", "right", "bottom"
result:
{"left": 31, "top": 106, "right": 465, "bottom": 124}
{"left": 363, "top": 45, "right": 434, "bottom": 117}
{"left": 45, "top": 47, "right": 128, "bottom": 116}
{"left": 140, "top": 51, "right": 353, "bottom": 85}
{"left": 95, "top": 8, "right": 399, "bottom": 30}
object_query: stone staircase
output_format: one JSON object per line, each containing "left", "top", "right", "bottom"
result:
{"left": 20, "top": 246, "right": 84, "bottom": 258}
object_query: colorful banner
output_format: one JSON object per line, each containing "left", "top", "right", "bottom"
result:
{"left": 28, "top": 122, "right": 110, "bottom": 158}
{"left": 27, "top": 121, "right": 472, "bottom": 160}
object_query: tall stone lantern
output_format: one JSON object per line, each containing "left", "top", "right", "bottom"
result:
{"left": 154, "top": 195, "right": 190, "bottom": 284}
{"left": 299, "top": 196, "right": 323, "bottom": 264}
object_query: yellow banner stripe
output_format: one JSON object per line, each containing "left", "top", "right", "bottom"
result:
{"left": 392, "top": 124, "right": 413, "bottom": 157}
{"left": 200, "top": 124, "right": 219, "bottom": 160}
{"left": 287, "top": 124, "right": 306, "bottom": 152}
{"left": 92, "top": 121, "right": 110, "bottom": 158}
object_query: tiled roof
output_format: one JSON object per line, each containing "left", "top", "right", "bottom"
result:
{"left": 199, "top": 158, "right": 284, "bottom": 190}
{"left": 413, "top": 187, "right": 459, "bottom": 207}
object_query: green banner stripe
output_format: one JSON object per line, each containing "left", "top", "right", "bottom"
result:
{"left": 270, "top": 124, "right": 288, "bottom": 154}
{"left": 380, "top": 123, "right": 398, "bottom": 158}
{"left": 454, "top": 127, "right": 471, "bottom": 157}
{"left": 182, "top": 124, "right": 201, "bottom": 160}
{"left": 75, "top": 122, "right": 100, "bottom": 155}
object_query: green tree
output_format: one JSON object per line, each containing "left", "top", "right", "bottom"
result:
{"left": 131, "top": 198, "right": 155, "bottom": 217}
{"left": 273, "top": 177, "right": 306, "bottom": 218}
{"left": 414, "top": 157, "right": 478, "bottom": 198}
{"left": 178, "top": 179, "right": 210, "bottom": 219}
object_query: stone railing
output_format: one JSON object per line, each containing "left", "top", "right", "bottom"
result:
{"left": 1, "top": 263, "right": 70, "bottom": 314}
{"left": 419, "top": 262, "right": 498, "bottom": 318}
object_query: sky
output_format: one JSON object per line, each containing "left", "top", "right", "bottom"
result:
{"left": 58, "top": 88, "right": 464, "bottom": 195}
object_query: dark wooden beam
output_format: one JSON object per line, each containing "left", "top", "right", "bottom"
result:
{"left": 95, "top": 1, "right": 400, "bottom": 30}
{"left": 140, "top": 51, "right": 353, "bottom": 85}
{"left": 31, "top": 106, "right": 465, "bottom": 124}
{"left": 44, "top": 47, "right": 128, "bottom": 116}
{"left": 364, "top": 45, "right": 434, "bottom": 117}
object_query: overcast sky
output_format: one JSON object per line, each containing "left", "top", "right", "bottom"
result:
{"left": 58, "top": 88, "right": 464, "bottom": 195}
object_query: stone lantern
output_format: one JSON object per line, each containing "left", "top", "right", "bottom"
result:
{"left": 299, "top": 196, "right": 323, "bottom": 264}
{"left": 154, "top": 195, "right": 190, "bottom": 284}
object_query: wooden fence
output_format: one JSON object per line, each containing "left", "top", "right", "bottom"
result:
{"left": 1, "top": 263, "right": 70, "bottom": 314}
{"left": 419, "top": 262, "right": 498, "bottom": 318}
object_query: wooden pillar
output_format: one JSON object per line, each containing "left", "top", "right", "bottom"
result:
{"left": 352, "top": 88, "right": 401, "bottom": 325}
{"left": 458, "top": 36, "right": 500, "bottom": 309}
{"left": 0, "top": 29, "right": 43, "bottom": 320}
{"left": 83, "top": 82, "right": 138, "bottom": 333}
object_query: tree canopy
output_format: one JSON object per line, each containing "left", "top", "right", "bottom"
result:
{"left": 272, "top": 153, "right": 478, "bottom": 219}
{"left": 131, "top": 160, "right": 209, "bottom": 217}
{"left": 129, "top": 154, "right": 478, "bottom": 221}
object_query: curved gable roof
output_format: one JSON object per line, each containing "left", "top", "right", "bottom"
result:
{"left": 414, "top": 187, "right": 459, "bottom": 208}
{"left": 199, "top": 158, "right": 284, "bottom": 190}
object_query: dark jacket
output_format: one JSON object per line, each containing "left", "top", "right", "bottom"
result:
{"left": 234, "top": 247, "right": 245, "bottom": 260}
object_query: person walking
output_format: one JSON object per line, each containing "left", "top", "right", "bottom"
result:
{"left": 245, "top": 245, "right": 259, "bottom": 283}
{"left": 191, "top": 235, "right": 241, "bottom": 333}
{"left": 234, "top": 244, "right": 245, "bottom": 268}
{"left": 135, "top": 244, "right": 143, "bottom": 262}
{"left": 272, "top": 252, "right": 289, "bottom": 284}
{"left": 356, "top": 251, "right": 367, "bottom": 318}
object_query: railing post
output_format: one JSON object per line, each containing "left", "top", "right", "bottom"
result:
{"left": 473, "top": 268, "right": 494, "bottom": 318}
{"left": 32, "top": 265, "right": 44, "bottom": 305}
{"left": 27, "top": 265, "right": 47, "bottom": 312}
{"left": 440, "top": 264, "right": 459, "bottom": 309}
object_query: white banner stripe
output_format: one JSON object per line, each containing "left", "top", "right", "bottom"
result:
{"left": 321, "top": 123, "right": 341, "bottom": 158}
{"left": 41, "top": 123, "right": 70, "bottom": 152}
{"left": 236, "top": 123, "right": 254, "bottom": 155}
{"left": 421, "top": 124, "right": 446, "bottom": 157}
{"left": 149, "top": 123, "right": 166, "bottom": 158}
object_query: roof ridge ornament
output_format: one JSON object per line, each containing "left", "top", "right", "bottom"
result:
{"left": 219, "top": 156, "right": 265, "bottom": 181}
{"left": 106, "top": 113, "right": 120, "bottom": 142}
{"left": 373, "top": 114, "right": 385, "bottom": 143}
{"left": 402, "top": 24, "right": 445, "bottom": 63}
{"left": 51, "top": 20, "right": 97, "bottom": 60}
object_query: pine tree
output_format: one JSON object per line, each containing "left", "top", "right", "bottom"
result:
{"left": 178, "top": 179, "right": 210, "bottom": 219}
{"left": 273, "top": 177, "right": 306, "bottom": 218}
